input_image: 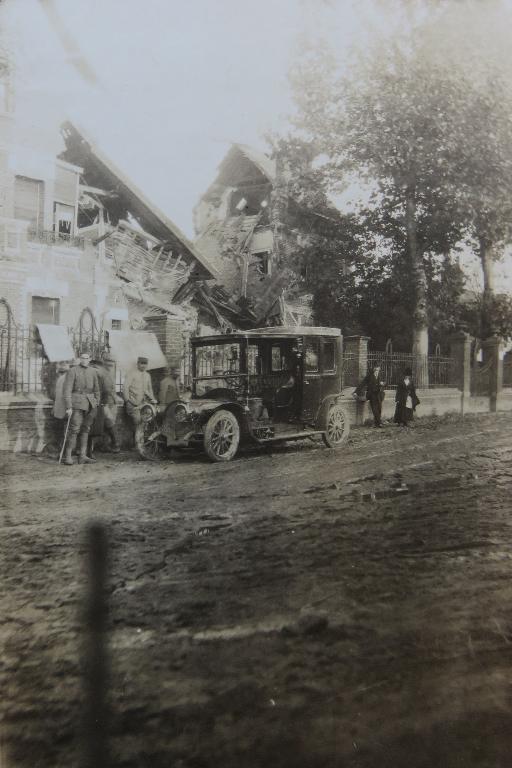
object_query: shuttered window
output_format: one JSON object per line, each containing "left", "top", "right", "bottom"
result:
{"left": 14, "top": 176, "right": 45, "bottom": 232}
{"left": 55, "top": 164, "right": 78, "bottom": 205}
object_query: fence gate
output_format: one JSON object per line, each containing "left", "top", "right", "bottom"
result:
{"left": 72, "top": 308, "right": 107, "bottom": 359}
{"left": 471, "top": 357, "right": 494, "bottom": 396}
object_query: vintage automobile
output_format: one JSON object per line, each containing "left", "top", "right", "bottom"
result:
{"left": 139, "top": 326, "right": 350, "bottom": 462}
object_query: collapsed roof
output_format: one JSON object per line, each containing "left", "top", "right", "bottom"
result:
{"left": 60, "top": 120, "right": 218, "bottom": 282}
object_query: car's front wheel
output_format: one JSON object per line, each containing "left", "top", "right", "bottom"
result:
{"left": 204, "top": 409, "right": 240, "bottom": 462}
{"left": 322, "top": 403, "right": 350, "bottom": 448}
{"left": 138, "top": 428, "right": 166, "bottom": 461}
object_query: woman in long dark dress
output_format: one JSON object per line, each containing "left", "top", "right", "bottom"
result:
{"left": 394, "top": 367, "right": 420, "bottom": 426}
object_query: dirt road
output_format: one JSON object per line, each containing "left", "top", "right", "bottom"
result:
{"left": 1, "top": 413, "right": 512, "bottom": 767}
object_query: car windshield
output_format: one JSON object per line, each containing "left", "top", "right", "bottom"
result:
{"left": 193, "top": 342, "right": 243, "bottom": 396}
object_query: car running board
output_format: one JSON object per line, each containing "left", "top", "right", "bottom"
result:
{"left": 254, "top": 429, "right": 324, "bottom": 443}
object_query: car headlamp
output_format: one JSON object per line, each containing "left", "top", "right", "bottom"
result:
{"left": 139, "top": 403, "right": 157, "bottom": 423}
{"left": 174, "top": 402, "right": 188, "bottom": 423}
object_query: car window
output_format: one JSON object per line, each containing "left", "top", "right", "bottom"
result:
{"left": 195, "top": 343, "right": 240, "bottom": 377}
{"left": 305, "top": 340, "right": 320, "bottom": 373}
{"left": 248, "top": 344, "right": 263, "bottom": 374}
{"left": 271, "top": 345, "right": 285, "bottom": 371}
{"left": 323, "top": 341, "right": 336, "bottom": 372}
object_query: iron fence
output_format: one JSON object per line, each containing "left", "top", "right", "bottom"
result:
{"left": 0, "top": 302, "right": 109, "bottom": 396}
{"left": 0, "top": 322, "right": 50, "bottom": 394}
{"left": 365, "top": 351, "right": 454, "bottom": 389}
{"left": 471, "top": 358, "right": 494, "bottom": 396}
{"left": 27, "top": 228, "right": 86, "bottom": 249}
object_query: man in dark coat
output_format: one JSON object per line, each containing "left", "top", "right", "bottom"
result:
{"left": 88, "top": 355, "right": 121, "bottom": 455}
{"left": 62, "top": 353, "right": 100, "bottom": 465}
{"left": 357, "top": 364, "right": 386, "bottom": 427}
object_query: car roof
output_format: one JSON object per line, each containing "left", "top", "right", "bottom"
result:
{"left": 192, "top": 326, "right": 342, "bottom": 344}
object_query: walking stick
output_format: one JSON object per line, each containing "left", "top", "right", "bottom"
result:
{"left": 58, "top": 411, "right": 72, "bottom": 464}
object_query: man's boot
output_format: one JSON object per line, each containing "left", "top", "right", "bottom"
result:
{"left": 63, "top": 433, "right": 77, "bottom": 466}
{"left": 105, "top": 426, "right": 121, "bottom": 453}
{"left": 134, "top": 425, "right": 146, "bottom": 458}
{"left": 78, "top": 433, "right": 96, "bottom": 464}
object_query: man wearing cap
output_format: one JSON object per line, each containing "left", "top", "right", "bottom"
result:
{"left": 122, "top": 356, "right": 157, "bottom": 449}
{"left": 158, "top": 366, "right": 182, "bottom": 406}
{"left": 90, "top": 355, "right": 121, "bottom": 453}
{"left": 62, "top": 353, "right": 100, "bottom": 465}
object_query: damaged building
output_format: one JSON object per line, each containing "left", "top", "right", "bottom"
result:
{"left": 59, "top": 121, "right": 223, "bottom": 372}
{"left": 0, "top": 35, "right": 225, "bottom": 398}
{"left": 193, "top": 143, "right": 314, "bottom": 329}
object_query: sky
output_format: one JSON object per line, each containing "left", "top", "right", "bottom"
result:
{"left": 1, "top": 0, "right": 394, "bottom": 237}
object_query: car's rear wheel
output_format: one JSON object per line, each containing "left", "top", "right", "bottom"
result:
{"left": 322, "top": 403, "right": 350, "bottom": 448}
{"left": 204, "top": 409, "right": 240, "bottom": 462}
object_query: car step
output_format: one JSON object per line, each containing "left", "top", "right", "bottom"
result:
{"left": 254, "top": 430, "right": 324, "bottom": 443}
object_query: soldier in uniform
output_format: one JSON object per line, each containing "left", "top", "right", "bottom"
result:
{"left": 89, "top": 355, "right": 121, "bottom": 455}
{"left": 158, "top": 366, "right": 181, "bottom": 406}
{"left": 123, "top": 356, "right": 157, "bottom": 450}
{"left": 62, "top": 352, "right": 100, "bottom": 465}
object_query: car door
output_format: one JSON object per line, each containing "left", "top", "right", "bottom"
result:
{"left": 301, "top": 337, "right": 322, "bottom": 421}
{"left": 321, "top": 338, "right": 342, "bottom": 398}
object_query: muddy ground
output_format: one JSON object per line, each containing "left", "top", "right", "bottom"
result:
{"left": 1, "top": 412, "right": 512, "bottom": 768}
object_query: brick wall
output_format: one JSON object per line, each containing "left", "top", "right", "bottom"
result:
{"left": 143, "top": 315, "right": 186, "bottom": 367}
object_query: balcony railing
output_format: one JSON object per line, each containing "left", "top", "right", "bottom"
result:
{"left": 27, "top": 228, "right": 85, "bottom": 250}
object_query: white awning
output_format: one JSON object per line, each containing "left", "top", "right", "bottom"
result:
{"left": 107, "top": 330, "right": 167, "bottom": 371}
{"left": 36, "top": 324, "right": 75, "bottom": 363}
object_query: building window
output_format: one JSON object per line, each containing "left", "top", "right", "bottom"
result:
{"left": 111, "top": 319, "right": 122, "bottom": 330}
{"left": 32, "top": 296, "right": 60, "bottom": 325}
{"left": 54, "top": 202, "right": 74, "bottom": 236}
{"left": 14, "top": 176, "right": 45, "bottom": 233}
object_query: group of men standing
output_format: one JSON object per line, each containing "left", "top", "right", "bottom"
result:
{"left": 54, "top": 353, "right": 182, "bottom": 466}
{"left": 54, "top": 352, "right": 120, "bottom": 465}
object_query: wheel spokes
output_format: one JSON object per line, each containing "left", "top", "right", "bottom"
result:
{"left": 211, "top": 418, "right": 235, "bottom": 455}
{"left": 328, "top": 410, "right": 345, "bottom": 442}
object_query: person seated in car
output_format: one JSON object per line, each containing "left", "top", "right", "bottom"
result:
{"left": 274, "top": 374, "right": 296, "bottom": 412}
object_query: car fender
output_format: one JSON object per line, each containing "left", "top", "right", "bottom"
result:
{"left": 206, "top": 401, "right": 247, "bottom": 429}
{"left": 315, "top": 394, "right": 344, "bottom": 427}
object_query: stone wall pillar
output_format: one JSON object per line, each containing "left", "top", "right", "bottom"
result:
{"left": 343, "top": 336, "right": 369, "bottom": 388}
{"left": 449, "top": 331, "right": 472, "bottom": 414}
{"left": 481, "top": 335, "right": 503, "bottom": 413}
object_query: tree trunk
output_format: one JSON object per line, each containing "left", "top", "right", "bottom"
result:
{"left": 479, "top": 237, "right": 495, "bottom": 337}
{"left": 405, "top": 186, "right": 429, "bottom": 385}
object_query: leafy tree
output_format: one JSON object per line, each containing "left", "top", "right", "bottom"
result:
{"left": 288, "top": 2, "right": 512, "bottom": 347}
{"left": 268, "top": 137, "right": 462, "bottom": 347}
{"left": 291, "top": 43, "right": 477, "bottom": 353}
{"left": 269, "top": 133, "right": 467, "bottom": 348}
